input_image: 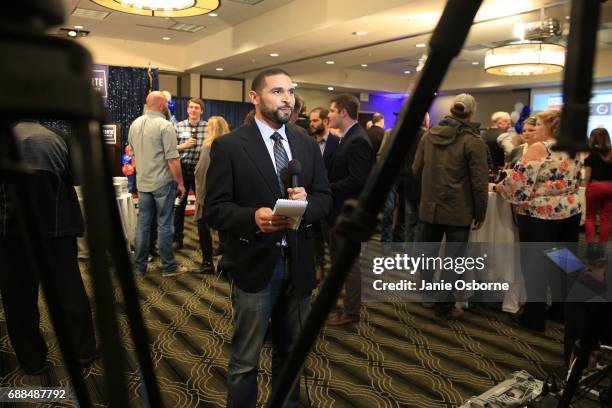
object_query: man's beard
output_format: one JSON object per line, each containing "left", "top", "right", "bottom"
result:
{"left": 261, "top": 104, "right": 292, "bottom": 125}
{"left": 309, "top": 124, "right": 325, "bottom": 136}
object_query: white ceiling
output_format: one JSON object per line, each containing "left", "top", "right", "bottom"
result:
{"left": 59, "top": 0, "right": 296, "bottom": 45}
{"left": 56, "top": 0, "right": 612, "bottom": 93}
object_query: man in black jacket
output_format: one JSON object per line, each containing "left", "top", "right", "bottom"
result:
{"left": 366, "top": 112, "right": 385, "bottom": 156}
{"left": 205, "top": 68, "right": 332, "bottom": 408}
{"left": 325, "top": 93, "right": 374, "bottom": 326}
{"left": 309, "top": 107, "right": 340, "bottom": 281}
{"left": 0, "top": 121, "right": 97, "bottom": 375}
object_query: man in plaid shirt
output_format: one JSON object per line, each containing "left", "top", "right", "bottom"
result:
{"left": 173, "top": 97, "right": 207, "bottom": 249}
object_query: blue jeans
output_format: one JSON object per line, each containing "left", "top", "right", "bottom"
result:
{"left": 135, "top": 181, "right": 177, "bottom": 273}
{"left": 227, "top": 257, "right": 311, "bottom": 408}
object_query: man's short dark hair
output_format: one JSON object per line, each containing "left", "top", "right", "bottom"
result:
{"left": 331, "top": 93, "right": 359, "bottom": 120}
{"left": 189, "top": 97, "right": 204, "bottom": 110}
{"left": 251, "top": 68, "right": 291, "bottom": 93}
{"left": 372, "top": 113, "right": 384, "bottom": 124}
{"left": 310, "top": 107, "right": 329, "bottom": 121}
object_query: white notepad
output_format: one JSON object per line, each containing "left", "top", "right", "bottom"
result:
{"left": 273, "top": 199, "right": 308, "bottom": 230}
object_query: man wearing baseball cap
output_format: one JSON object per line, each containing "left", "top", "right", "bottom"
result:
{"left": 412, "top": 93, "right": 489, "bottom": 319}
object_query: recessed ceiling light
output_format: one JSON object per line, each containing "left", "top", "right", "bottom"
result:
{"left": 325, "top": 60, "right": 335, "bottom": 65}
{"left": 416, "top": 43, "right": 426, "bottom": 48}
{"left": 403, "top": 70, "right": 411, "bottom": 74}
{"left": 215, "top": 67, "right": 224, "bottom": 71}
{"left": 472, "top": 61, "right": 479, "bottom": 65}
{"left": 209, "top": 13, "right": 218, "bottom": 17}
{"left": 352, "top": 31, "right": 368, "bottom": 36}
{"left": 361, "top": 64, "right": 368, "bottom": 67}
{"left": 74, "top": 25, "right": 84, "bottom": 29}
{"left": 162, "top": 36, "right": 171, "bottom": 40}
{"left": 269, "top": 53, "right": 279, "bottom": 57}
{"left": 68, "top": 30, "right": 77, "bottom": 37}
{"left": 292, "top": 83, "right": 298, "bottom": 87}
{"left": 327, "top": 86, "right": 334, "bottom": 91}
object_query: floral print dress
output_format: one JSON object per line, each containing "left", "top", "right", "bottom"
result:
{"left": 496, "top": 141, "right": 582, "bottom": 220}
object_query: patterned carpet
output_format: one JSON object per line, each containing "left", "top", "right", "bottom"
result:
{"left": 0, "top": 219, "right": 566, "bottom": 407}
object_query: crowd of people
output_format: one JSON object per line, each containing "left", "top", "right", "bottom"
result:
{"left": 1, "top": 66, "right": 610, "bottom": 406}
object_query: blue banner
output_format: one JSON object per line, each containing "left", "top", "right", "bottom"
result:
{"left": 92, "top": 64, "right": 109, "bottom": 106}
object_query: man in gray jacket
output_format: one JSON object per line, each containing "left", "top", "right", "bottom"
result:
{"left": 412, "top": 93, "right": 488, "bottom": 319}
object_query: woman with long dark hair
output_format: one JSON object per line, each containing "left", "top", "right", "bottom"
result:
{"left": 584, "top": 127, "right": 612, "bottom": 243}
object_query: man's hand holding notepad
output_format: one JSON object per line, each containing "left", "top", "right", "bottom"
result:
{"left": 273, "top": 199, "right": 308, "bottom": 230}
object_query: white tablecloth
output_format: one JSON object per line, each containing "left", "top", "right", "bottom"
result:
{"left": 77, "top": 193, "right": 136, "bottom": 258}
{"left": 465, "top": 187, "right": 587, "bottom": 312}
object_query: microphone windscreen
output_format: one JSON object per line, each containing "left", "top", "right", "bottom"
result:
{"left": 287, "top": 159, "right": 302, "bottom": 175}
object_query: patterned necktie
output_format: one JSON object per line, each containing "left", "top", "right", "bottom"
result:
{"left": 270, "top": 132, "right": 289, "bottom": 195}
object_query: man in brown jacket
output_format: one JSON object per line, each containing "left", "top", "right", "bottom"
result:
{"left": 412, "top": 93, "right": 488, "bottom": 319}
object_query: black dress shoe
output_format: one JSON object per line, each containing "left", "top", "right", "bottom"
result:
{"left": 193, "top": 262, "right": 215, "bottom": 275}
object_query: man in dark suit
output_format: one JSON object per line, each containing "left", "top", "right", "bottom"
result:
{"left": 325, "top": 93, "right": 374, "bottom": 326}
{"left": 309, "top": 107, "right": 340, "bottom": 175}
{"left": 308, "top": 107, "right": 340, "bottom": 281}
{"left": 366, "top": 112, "right": 385, "bottom": 156}
{"left": 205, "top": 68, "right": 332, "bottom": 408}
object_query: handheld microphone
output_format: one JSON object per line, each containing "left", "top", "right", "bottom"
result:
{"left": 287, "top": 159, "right": 302, "bottom": 188}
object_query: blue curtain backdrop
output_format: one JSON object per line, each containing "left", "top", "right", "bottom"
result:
{"left": 172, "top": 96, "right": 252, "bottom": 130}
{"left": 107, "top": 66, "right": 159, "bottom": 146}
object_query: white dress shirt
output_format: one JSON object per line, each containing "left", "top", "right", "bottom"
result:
{"left": 255, "top": 117, "right": 293, "bottom": 170}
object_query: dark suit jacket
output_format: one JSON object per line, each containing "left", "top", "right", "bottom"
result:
{"left": 328, "top": 123, "right": 373, "bottom": 223}
{"left": 366, "top": 125, "right": 385, "bottom": 156}
{"left": 204, "top": 121, "right": 332, "bottom": 293}
{"left": 322, "top": 133, "right": 340, "bottom": 175}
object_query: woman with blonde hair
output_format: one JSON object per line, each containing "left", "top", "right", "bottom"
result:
{"left": 492, "top": 109, "right": 582, "bottom": 334}
{"left": 192, "top": 116, "right": 230, "bottom": 274}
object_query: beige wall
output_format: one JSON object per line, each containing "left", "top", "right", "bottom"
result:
{"left": 158, "top": 74, "right": 178, "bottom": 96}
{"left": 201, "top": 77, "right": 244, "bottom": 102}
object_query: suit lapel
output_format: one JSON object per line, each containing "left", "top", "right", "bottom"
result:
{"left": 240, "top": 121, "right": 282, "bottom": 198}
{"left": 286, "top": 126, "right": 308, "bottom": 182}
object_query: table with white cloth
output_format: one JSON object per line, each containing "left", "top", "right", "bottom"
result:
{"left": 77, "top": 193, "right": 136, "bottom": 259}
{"left": 468, "top": 192, "right": 522, "bottom": 312}
{"left": 467, "top": 187, "right": 586, "bottom": 312}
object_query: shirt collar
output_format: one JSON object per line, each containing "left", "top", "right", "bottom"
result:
{"left": 255, "top": 117, "right": 287, "bottom": 141}
{"left": 342, "top": 121, "right": 358, "bottom": 137}
{"left": 146, "top": 110, "right": 165, "bottom": 119}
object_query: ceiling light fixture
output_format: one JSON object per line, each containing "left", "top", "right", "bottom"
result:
{"left": 209, "top": 13, "right": 218, "bottom": 16}
{"left": 403, "top": 70, "right": 411, "bottom": 74}
{"left": 74, "top": 25, "right": 84, "bottom": 29}
{"left": 472, "top": 61, "right": 479, "bottom": 65}
{"left": 292, "top": 83, "right": 298, "bottom": 87}
{"left": 59, "top": 27, "right": 90, "bottom": 38}
{"left": 352, "top": 31, "right": 367, "bottom": 36}
{"left": 415, "top": 43, "right": 426, "bottom": 48}
{"left": 215, "top": 67, "right": 224, "bottom": 71}
{"left": 485, "top": 42, "right": 565, "bottom": 76}
{"left": 361, "top": 64, "right": 368, "bottom": 67}
{"left": 325, "top": 60, "right": 335, "bottom": 65}
{"left": 91, "top": 0, "right": 219, "bottom": 17}
{"left": 269, "top": 53, "right": 279, "bottom": 57}
{"left": 327, "top": 86, "right": 334, "bottom": 91}
{"left": 162, "top": 36, "right": 171, "bottom": 40}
